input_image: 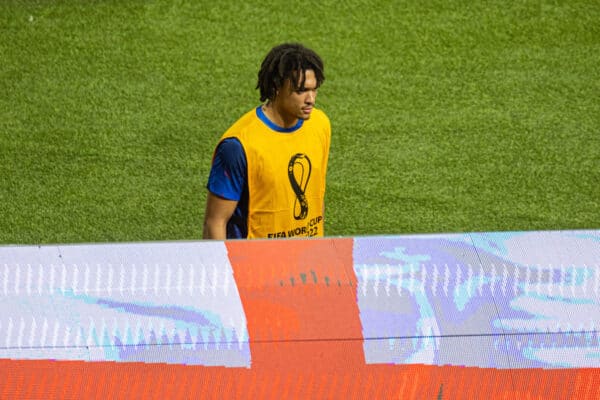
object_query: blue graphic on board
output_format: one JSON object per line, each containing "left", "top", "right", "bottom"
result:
{"left": 0, "top": 242, "right": 250, "bottom": 367}
{"left": 354, "top": 231, "right": 600, "bottom": 368}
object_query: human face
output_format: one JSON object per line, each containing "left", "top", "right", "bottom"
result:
{"left": 273, "top": 69, "right": 318, "bottom": 127}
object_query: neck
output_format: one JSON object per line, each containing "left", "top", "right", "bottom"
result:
{"left": 262, "top": 102, "right": 298, "bottom": 129}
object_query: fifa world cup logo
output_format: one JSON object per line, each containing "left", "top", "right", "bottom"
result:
{"left": 288, "top": 153, "right": 312, "bottom": 220}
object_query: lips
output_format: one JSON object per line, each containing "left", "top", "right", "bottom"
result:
{"left": 302, "top": 107, "right": 313, "bottom": 114}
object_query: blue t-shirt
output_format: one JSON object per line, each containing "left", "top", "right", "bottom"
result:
{"left": 206, "top": 138, "right": 248, "bottom": 238}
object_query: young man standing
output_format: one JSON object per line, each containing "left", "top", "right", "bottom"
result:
{"left": 203, "top": 43, "right": 330, "bottom": 240}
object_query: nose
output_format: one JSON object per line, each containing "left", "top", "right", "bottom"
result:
{"left": 306, "top": 90, "right": 316, "bottom": 104}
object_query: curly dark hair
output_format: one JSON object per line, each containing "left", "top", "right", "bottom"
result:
{"left": 256, "top": 43, "right": 325, "bottom": 102}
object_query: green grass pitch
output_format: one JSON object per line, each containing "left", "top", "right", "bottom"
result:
{"left": 1, "top": 0, "right": 599, "bottom": 244}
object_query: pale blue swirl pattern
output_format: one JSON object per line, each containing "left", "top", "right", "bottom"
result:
{"left": 355, "top": 230, "right": 600, "bottom": 368}
{"left": 0, "top": 242, "right": 250, "bottom": 367}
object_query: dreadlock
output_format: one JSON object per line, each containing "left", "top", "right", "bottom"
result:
{"left": 256, "top": 43, "right": 325, "bottom": 102}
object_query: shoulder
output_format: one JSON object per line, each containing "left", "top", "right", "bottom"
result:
{"left": 222, "top": 107, "right": 262, "bottom": 139}
{"left": 307, "top": 108, "right": 331, "bottom": 138}
{"left": 311, "top": 108, "right": 330, "bottom": 131}
{"left": 311, "top": 108, "right": 330, "bottom": 124}
{"left": 215, "top": 137, "right": 246, "bottom": 164}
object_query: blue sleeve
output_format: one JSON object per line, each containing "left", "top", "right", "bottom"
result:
{"left": 206, "top": 138, "right": 247, "bottom": 201}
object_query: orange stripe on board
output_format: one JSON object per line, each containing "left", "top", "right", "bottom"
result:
{"left": 226, "top": 238, "right": 364, "bottom": 371}
{"left": 1, "top": 360, "right": 600, "bottom": 398}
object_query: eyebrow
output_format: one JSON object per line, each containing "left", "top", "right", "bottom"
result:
{"left": 295, "top": 80, "right": 319, "bottom": 91}
{"left": 288, "top": 70, "right": 319, "bottom": 92}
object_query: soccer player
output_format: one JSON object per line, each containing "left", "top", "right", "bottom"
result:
{"left": 203, "top": 43, "right": 330, "bottom": 240}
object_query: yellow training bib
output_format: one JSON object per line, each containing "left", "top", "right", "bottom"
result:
{"left": 221, "top": 107, "right": 331, "bottom": 239}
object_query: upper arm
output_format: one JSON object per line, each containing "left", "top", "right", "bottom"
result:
{"left": 204, "top": 192, "right": 238, "bottom": 223}
{"left": 203, "top": 192, "right": 238, "bottom": 239}
{"left": 204, "top": 137, "right": 246, "bottom": 239}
